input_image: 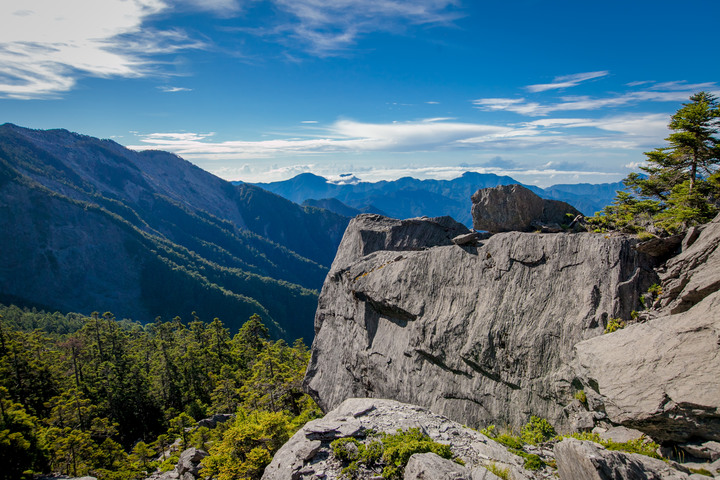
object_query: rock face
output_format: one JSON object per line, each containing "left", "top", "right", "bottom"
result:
{"left": 304, "top": 214, "right": 658, "bottom": 430}
{"left": 261, "top": 398, "right": 539, "bottom": 480}
{"left": 554, "top": 438, "right": 701, "bottom": 480}
{"left": 658, "top": 215, "right": 720, "bottom": 314}
{"left": 471, "top": 184, "right": 581, "bottom": 233}
{"left": 573, "top": 215, "right": 720, "bottom": 444}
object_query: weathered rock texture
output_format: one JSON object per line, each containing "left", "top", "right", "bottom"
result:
{"left": 574, "top": 214, "right": 720, "bottom": 444}
{"left": 471, "top": 184, "right": 581, "bottom": 233}
{"left": 554, "top": 438, "right": 702, "bottom": 480}
{"left": 261, "top": 398, "right": 540, "bottom": 480}
{"left": 659, "top": 214, "right": 720, "bottom": 314}
{"left": 304, "top": 215, "right": 658, "bottom": 430}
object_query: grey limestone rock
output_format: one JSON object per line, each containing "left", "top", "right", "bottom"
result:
{"left": 574, "top": 289, "right": 720, "bottom": 443}
{"left": 404, "top": 453, "right": 471, "bottom": 480}
{"left": 261, "top": 398, "right": 539, "bottom": 480}
{"left": 470, "top": 184, "right": 580, "bottom": 233}
{"left": 175, "top": 448, "right": 208, "bottom": 477}
{"left": 305, "top": 214, "right": 657, "bottom": 430}
{"left": 679, "top": 440, "right": 720, "bottom": 461}
{"left": 555, "top": 438, "right": 700, "bottom": 480}
{"left": 659, "top": 213, "right": 720, "bottom": 314}
{"left": 573, "top": 216, "right": 720, "bottom": 444}
{"left": 196, "top": 413, "right": 233, "bottom": 429}
{"left": 597, "top": 427, "right": 645, "bottom": 444}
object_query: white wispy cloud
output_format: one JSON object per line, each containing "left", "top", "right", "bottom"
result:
{"left": 525, "top": 71, "right": 609, "bottom": 93}
{"left": 158, "top": 86, "right": 193, "bottom": 93}
{"left": 126, "top": 112, "right": 670, "bottom": 165}
{"left": 243, "top": 0, "right": 462, "bottom": 55}
{"left": 0, "top": 0, "right": 205, "bottom": 99}
{"left": 473, "top": 83, "right": 720, "bottom": 117}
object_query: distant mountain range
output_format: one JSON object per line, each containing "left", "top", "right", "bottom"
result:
{"left": 253, "top": 172, "right": 624, "bottom": 227}
{"left": 0, "top": 124, "right": 349, "bottom": 340}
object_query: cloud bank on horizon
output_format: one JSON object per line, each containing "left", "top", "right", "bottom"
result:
{"left": 1, "top": 0, "right": 718, "bottom": 187}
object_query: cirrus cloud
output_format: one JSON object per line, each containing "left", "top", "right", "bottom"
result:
{"left": 0, "top": 0, "right": 204, "bottom": 99}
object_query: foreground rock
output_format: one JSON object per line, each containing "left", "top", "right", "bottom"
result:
{"left": 555, "top": 438, "right": 705, "bottom": 480}
{"left": 471, "top": 184, "right": 581, "bottom": 233}
{"left": 659, "top": 214, "right": 720, "bottom": 314}
{"left": 261, "top": 398, "right": 541, "bottom": 480}
{"left": 305, "top": 215, "right": 657, "bottom": 430}
{"left": 573, "top": 215, "right": 720, "bottom": 444}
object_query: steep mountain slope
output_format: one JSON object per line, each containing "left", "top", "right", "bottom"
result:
{"left": 0, "top": 124, "right": 348, "bottom": 339}
{"left": 254, "top": 172, "right": 623, "bottom": 225}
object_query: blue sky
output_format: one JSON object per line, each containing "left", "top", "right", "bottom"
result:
{"left": 1, "top": 0, "right": 718, "bottom": 187}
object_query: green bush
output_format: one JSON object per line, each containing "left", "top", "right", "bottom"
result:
{"left": 331, "top": 437, "right": 362, "bottom": 462}
{"left": 521, "top": 416, "right": 556, "bottom": 445}
{"left": 484, "top": 461, "right": 511, "bottom": 479}
{"left": 574, "top": 390, "right": 587, "bottom": 405}
{"left": 523, "top": 453, "right": 544, "bottom": 470}
{"left": 330, "top": 428, "right": 458, "bottom": 480}
{"left": 604, "top": 318, "right": 626, "bottom": 334}
{"left": 563, "top": 432, "right": 660, "bottom": 459}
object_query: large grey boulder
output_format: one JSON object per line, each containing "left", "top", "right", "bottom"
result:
{"left": 659, "top": 213, "right": 720, "bottom": 313}
{"left": 261, "top": 398, "right": 538, "bottom": 480}
{"left": 471, "top": 184, "right": 581, "bottom": 233}
{"left": 555, "top": 438, "right": 703, "bottom": 480}
{"left": 574, "top": 289, "right": 720, "bottom": 443}
{"left": 175, "top": 448, "right": 208, "bottom": 478}
{"left": 304, "top": 215, "right": 657, "bottom": 430}
{"left": 574, "top": 216, "right": 720, "bottom": 443}
{"left": 404, "top": 453, "right": 472, "bottom": 480}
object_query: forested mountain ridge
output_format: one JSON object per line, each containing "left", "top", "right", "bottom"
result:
{"left": 254, "top": 172, "right": 624, "bottom": 226}
{"left": 0, "top": 123, "right": 349, "bottom": 339}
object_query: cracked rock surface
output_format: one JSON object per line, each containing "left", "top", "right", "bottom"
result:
{"left": 261, "top": 398, "right": 545, "bottom": 480}
{"left": 304, "top": 214, "right": 658, "bottom": 430}
{"left": 573, "top": 213, "right": 720, "bottom": 444}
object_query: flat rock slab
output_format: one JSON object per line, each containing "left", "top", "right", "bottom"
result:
{"left": 555, "top": 438, "right": 702, "bottom": 480}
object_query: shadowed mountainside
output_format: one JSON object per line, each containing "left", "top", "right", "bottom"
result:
{"left": 0, "top": 123, "right": 349, "bottom": 339}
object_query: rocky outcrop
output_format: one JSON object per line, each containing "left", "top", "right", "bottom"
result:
{"left": 658, "top": 215, "right": 720, "bottom": 314}
{"left": 572, "top": 215, "right": 720, "bottom": 444}
{"left": 143, "top": 448, "right": 208, "bottom": 480}
{"left": 304, "top": 215, "right": 658, "bottom": 430}
{"left": 261, "top": 398, "right": 540, "bottom": 480}
{"left": 471, "top": 184, "right": 581, "bottom": 233}
{"left": 554, "top": 438, "right": 704, "bottom": 480}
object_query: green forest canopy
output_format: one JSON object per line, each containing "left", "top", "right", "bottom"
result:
{"left": 0, "top": 304, "right": 320, "bottom": 480}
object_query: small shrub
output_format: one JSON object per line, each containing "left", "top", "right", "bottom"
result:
{"left": 689, "top": 467, "right": 713, "bottom": 477}
{"left": 563, "top": 432, "right": 661, "bottom": 459}
{"left": 480, "top": 424, "right": 497, "bottom": 438}
{"left": 574, "top": 390, "right": 587, "bottom": 405}
{"left": 484, "top": 461, "right": 511, "bottom": 480}
{"left": 520, "top": 416, "right": 556, "bottom": 445}
{"left": 495, "top": 433, "right": 524, "bottom": 450}
{"left": 382, "top": 428, "right": 453, "bottom": 480}
{"left": 330, "top": 428, "right": 457, "bottom": 480}
{"left": 647, "top": 283, "right": 662, "bottom": 296}
{"left": 331, "top": 437, "right": 362, "bottom": 462}
{"left": 604, "top": 318, "right": 626, "bottom": 334}
{"left": 523, "top": 453, "right": 544, "bottom": 470}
